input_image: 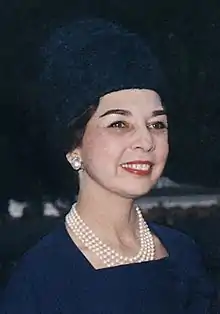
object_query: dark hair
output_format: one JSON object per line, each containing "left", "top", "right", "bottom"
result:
{"left": 37, "top": 18, "right": 167, "bottom": 154}
{"left": 65, "top": 105, "right": 96, "bottom": 152}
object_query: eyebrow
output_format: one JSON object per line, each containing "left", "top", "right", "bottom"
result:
{"left": 99, "top": 108, "right": 166, "bottom": 118}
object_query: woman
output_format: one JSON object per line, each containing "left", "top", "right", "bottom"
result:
{"left": 1, "top": 18, "right": 218, "bottom": 313}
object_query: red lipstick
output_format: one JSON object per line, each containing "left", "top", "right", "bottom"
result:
{"left": 120, "top": 160, "right": 153, "bottom": 176}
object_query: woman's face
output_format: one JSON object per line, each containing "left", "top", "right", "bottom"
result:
{"left": 76, "top": 89, "right": 169, "bottom": 198}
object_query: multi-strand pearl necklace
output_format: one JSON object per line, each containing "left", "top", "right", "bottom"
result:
{"left": 65, "top": 203, "right": 155, "bottom": 268}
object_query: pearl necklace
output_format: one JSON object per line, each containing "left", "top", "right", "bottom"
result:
{"left": 65, "top": 203, "right": 155, "bottom": 268}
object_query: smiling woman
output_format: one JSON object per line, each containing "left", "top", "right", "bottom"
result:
{"left": 1, "top": 18, "right": 218, "bottom": 313}
{"left": 73, "top": 89, "right": 168, "bottom": 200}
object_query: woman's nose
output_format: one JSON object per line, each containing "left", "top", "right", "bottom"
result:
{"left": 131, "top": 128, "right": 155, "bottom": 152}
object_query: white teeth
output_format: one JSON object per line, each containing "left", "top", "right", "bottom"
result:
{"left": 121, "top": 163, "right": 151, "bottom": 170}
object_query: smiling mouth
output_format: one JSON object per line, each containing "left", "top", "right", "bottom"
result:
{"left": 120, "top": 161, "right": 153, "bottom": 176}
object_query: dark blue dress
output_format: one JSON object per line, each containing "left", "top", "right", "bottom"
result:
{"left": 0, "top": 222, "right": 218, "bottom": 313}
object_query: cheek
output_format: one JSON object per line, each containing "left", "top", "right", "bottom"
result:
{"left": 81, "top": 129, "right": 120, "bottom": 167}
{"left": 155, "top": 136, "right": 169, "bottom": 162}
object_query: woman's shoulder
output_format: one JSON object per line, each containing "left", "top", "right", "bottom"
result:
{"left": 148, "top": 222, "right": 203, "bottom": 266}
{"left": 11, "top": 222, "right": 73, "bottom": 275}
{"left": 149, "top": 222, "right": 218, "bottom": 308}
{"left": 1, "top": 223, "right": 81, "bottom": 312}
{"left": 149, "top": 221, "right": 196, "bottom": 246}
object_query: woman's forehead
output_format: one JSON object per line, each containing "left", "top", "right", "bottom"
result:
{"left": 94, "top": 89, "right": 163, "bottom": 116}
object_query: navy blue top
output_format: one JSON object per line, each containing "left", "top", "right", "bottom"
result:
{"left": 0, "top": 222, "right": 218, "bottom": 313}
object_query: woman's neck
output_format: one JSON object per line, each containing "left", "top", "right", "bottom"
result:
{"left": 75, "top": 187, "right": 138, "bottom": 245}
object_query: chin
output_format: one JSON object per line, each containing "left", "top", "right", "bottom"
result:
{"left": 119, "top": 184, "right": 155, "bottom": 199}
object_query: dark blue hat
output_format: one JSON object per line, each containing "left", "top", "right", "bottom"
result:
{"left": 39, "top": 18, "right": 166, "bottom": 128}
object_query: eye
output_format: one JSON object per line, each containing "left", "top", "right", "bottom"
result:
{"left": 108, "top": 121, "right": 130, "bottom": 128}
{"left": 147, "top": 121, "right": 168, "bottom": 130}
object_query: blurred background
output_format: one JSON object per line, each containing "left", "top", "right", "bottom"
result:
{"left": 0, "top": 0, "right": 220, "bottom": 297}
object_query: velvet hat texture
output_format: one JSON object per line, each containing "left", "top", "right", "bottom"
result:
{"left": 36, "top": 18, "right": 168, "bottom": 153}
{"left": 39, "top": 18, "right": 166, "bottom": 124}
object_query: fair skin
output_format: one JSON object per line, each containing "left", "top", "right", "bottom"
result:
{"left": 66, "top": 89, "right": 169, "bottom": 269}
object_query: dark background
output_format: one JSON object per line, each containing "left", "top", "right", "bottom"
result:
{"left": 1, "top": 0, "right": 220, "bottom": 208}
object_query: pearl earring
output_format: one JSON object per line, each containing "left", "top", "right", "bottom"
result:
{"left": 70, "top": 155, "right": 82, "bottom": 171}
